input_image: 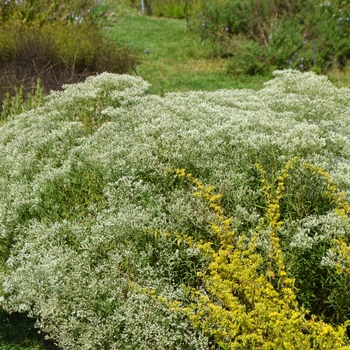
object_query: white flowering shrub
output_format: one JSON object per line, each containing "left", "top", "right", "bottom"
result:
{"left": 0, "top": 70, "right": 350, "bottom": 348}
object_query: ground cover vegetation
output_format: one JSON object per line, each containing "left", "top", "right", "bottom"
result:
{"left": 0, "top": 70, "right": 349, "bottom": 348}
{"left": 0, "top": 0, "right": 136, "bottom": 121}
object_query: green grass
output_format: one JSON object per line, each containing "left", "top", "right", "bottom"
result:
{"left": 109, "top": 3, "right": 271, "bottom": 95}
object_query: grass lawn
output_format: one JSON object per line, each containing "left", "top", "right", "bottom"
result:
{"left": 108, "top": 3, "right": 271, "bottom": 95}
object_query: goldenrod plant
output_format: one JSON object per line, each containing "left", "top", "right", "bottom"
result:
{"left": 0, "top": 70, "right": 350, "bottom": 348}
{"left": 158, "top": 167, "right": 350, "bottom": 349}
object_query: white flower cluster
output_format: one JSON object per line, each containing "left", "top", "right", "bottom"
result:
{"left": 0, "top": 70, "right": 350, "bottom": 348}
{"left": 288, "top": 212, "right": 349, "bottom": 250}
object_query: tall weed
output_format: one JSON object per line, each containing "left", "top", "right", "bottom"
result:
{"left": 0, "top": 79, "right": 45, "bottom": 121}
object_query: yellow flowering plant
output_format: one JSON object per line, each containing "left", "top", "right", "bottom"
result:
{"left": 145, "top": 166, "right": 350, "bottom": 349}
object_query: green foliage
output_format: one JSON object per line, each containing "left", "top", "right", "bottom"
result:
{"left": 189, "top": 0, "right": 350, "bottom": 74}
{"left": 150, "top": 0, "right": 192, "bottom": 18}
{"left": 226, "top": 38, "right": 267, "bottom": 75}
{"left": 110, "top": 4, "right": 268, "bottom": 95}
{"left": 0, "top": 0, "right": 106, "bottom": 25}
{"left": 125, "top": 0, "right": 192, "bottom": 18}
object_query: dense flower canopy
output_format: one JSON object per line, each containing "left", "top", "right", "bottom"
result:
{"left": 0, "top": 70, "right": 350, "bottom": 349}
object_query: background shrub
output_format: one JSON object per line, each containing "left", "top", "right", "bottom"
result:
{"left": 189, "top": 0, "right": 350, "bottom": 74}
{"left": 226, "top": 37, "right": 267, "bottom": 75}
{"left": 0, "top": 0, "right": 136, "bottom": 117}
{"left": 0, "top": 0, "right": 105, "bottom": 25}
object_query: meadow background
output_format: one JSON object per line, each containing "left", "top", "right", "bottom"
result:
{"left": 1, "top": 0, "right": 350, "bottom": 349}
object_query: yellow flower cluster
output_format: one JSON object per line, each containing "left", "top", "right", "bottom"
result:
{"left": 168, "top": 167, "right": 350, "bottom": 349}
{"left": 255, "top": 157, "right": 299, "bottom": 285}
